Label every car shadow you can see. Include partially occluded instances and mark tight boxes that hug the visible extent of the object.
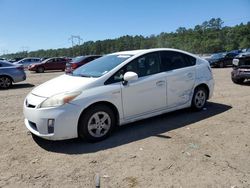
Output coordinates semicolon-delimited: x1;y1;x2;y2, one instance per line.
33;102;232;154
0;83;35;90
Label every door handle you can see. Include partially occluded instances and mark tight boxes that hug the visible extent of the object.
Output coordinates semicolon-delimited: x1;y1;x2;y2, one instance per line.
156;80;165;86
186;73;193;78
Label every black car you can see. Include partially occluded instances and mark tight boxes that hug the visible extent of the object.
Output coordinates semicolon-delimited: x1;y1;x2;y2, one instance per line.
209;51;239;68
231;54;250;84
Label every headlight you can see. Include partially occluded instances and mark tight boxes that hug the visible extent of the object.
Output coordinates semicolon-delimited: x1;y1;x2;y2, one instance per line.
39;91;81;108
232;59;239;66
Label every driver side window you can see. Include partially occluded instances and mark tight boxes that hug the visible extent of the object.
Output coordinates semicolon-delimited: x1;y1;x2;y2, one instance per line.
105;52;160;84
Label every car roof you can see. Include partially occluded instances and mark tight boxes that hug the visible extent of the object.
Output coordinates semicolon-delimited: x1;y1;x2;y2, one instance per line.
110;48;198;58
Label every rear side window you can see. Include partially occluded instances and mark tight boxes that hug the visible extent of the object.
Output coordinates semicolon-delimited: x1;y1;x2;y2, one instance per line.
0;61;14;67
160;51;196;71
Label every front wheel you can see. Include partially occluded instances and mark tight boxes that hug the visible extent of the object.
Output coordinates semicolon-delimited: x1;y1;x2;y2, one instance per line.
231;77;244;84
36;66;44;73
191;87;208;111
78;105;115;142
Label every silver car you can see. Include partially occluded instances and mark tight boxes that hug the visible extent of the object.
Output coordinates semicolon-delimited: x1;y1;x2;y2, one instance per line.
0;61;26;89
14;58;41;68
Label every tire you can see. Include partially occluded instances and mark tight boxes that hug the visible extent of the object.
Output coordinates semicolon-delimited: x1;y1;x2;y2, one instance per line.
191;86;208;111
231;77;244;84
78;105;115;142
37;66;44;73
219;62;224;68
0;76;12;89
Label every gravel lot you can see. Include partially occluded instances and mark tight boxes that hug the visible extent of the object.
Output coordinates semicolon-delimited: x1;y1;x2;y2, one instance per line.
0;69;249;188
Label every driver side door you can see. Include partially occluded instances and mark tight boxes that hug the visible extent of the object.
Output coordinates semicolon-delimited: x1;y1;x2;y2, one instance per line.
117;52;167;119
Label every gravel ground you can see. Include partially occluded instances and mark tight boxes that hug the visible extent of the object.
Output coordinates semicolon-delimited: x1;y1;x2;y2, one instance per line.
0;69;249;188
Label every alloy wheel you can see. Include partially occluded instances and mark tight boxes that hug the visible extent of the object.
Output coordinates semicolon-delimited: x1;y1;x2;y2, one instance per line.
0;77;12;88
194;90;206;108
87;111;111;138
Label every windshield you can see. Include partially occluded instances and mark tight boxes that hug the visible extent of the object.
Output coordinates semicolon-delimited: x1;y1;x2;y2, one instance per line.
211;53;225;59
72;54;132;77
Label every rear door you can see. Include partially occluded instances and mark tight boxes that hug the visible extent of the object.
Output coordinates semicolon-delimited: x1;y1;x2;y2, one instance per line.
160;51;196;108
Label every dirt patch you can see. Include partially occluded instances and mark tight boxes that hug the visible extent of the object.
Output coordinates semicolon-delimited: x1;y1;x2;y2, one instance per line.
0;69;249;187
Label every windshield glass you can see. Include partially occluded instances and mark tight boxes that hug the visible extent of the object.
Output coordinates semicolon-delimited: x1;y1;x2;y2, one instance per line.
72;54;132;77
211;53;225;59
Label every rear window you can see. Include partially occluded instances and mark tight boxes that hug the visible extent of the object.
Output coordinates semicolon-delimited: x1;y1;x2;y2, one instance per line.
0;61;14;67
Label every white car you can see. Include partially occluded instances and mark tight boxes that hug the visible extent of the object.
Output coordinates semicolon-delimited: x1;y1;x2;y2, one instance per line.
24;48;214;142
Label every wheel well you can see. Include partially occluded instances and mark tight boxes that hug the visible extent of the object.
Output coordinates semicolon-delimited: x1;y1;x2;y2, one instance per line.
78;101;120;129
0;75;13;82
195;83;209;99
37;66;44;70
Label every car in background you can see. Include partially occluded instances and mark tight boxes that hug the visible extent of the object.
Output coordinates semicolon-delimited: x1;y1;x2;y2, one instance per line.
8;57;24;63
14;58;41;68
23;48;214;142
231;54;250;84
237;48;250;57
28;57;70;73
0;61;26;89
65;55;102;74
208;51;239;68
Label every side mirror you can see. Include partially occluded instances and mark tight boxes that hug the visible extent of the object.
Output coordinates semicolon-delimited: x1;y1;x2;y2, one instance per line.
123;71;138;85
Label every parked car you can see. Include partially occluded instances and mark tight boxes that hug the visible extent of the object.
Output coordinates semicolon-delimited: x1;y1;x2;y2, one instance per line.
23;48;214;142
0;61;26;89
65;55;102;74
14;58;41;68
231;54;250;84
28;57;70;73
237;48;250;57
209;52;239;68
8;57;24;63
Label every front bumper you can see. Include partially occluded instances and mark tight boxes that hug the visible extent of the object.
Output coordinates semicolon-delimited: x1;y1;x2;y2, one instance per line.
231;69;250;79
23;95;82;140
28;66;36;71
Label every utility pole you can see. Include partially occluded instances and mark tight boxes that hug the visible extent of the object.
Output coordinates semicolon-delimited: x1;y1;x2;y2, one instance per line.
69;35;83;46
20;46;29;52
68;35;83;56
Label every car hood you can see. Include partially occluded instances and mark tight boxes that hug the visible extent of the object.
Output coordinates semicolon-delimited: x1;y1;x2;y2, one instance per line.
31;74;97;98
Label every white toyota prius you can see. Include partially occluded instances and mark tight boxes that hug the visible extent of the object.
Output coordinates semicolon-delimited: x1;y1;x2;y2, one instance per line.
24;48;214;142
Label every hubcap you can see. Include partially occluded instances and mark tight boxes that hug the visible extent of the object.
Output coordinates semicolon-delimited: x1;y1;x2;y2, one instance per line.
87;111;111;138
194;90;206;108
0;77;11;88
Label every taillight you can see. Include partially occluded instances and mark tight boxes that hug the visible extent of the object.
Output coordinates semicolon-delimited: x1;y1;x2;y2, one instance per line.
71;63;78;69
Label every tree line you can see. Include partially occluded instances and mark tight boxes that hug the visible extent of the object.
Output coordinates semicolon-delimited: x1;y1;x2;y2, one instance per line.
2;18;250;59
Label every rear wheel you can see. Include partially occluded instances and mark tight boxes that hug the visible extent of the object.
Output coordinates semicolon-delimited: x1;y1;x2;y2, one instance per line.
36;66;44;73
219;62;224;68
191;86;208;111
78;105;115;142
0;76;12;89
